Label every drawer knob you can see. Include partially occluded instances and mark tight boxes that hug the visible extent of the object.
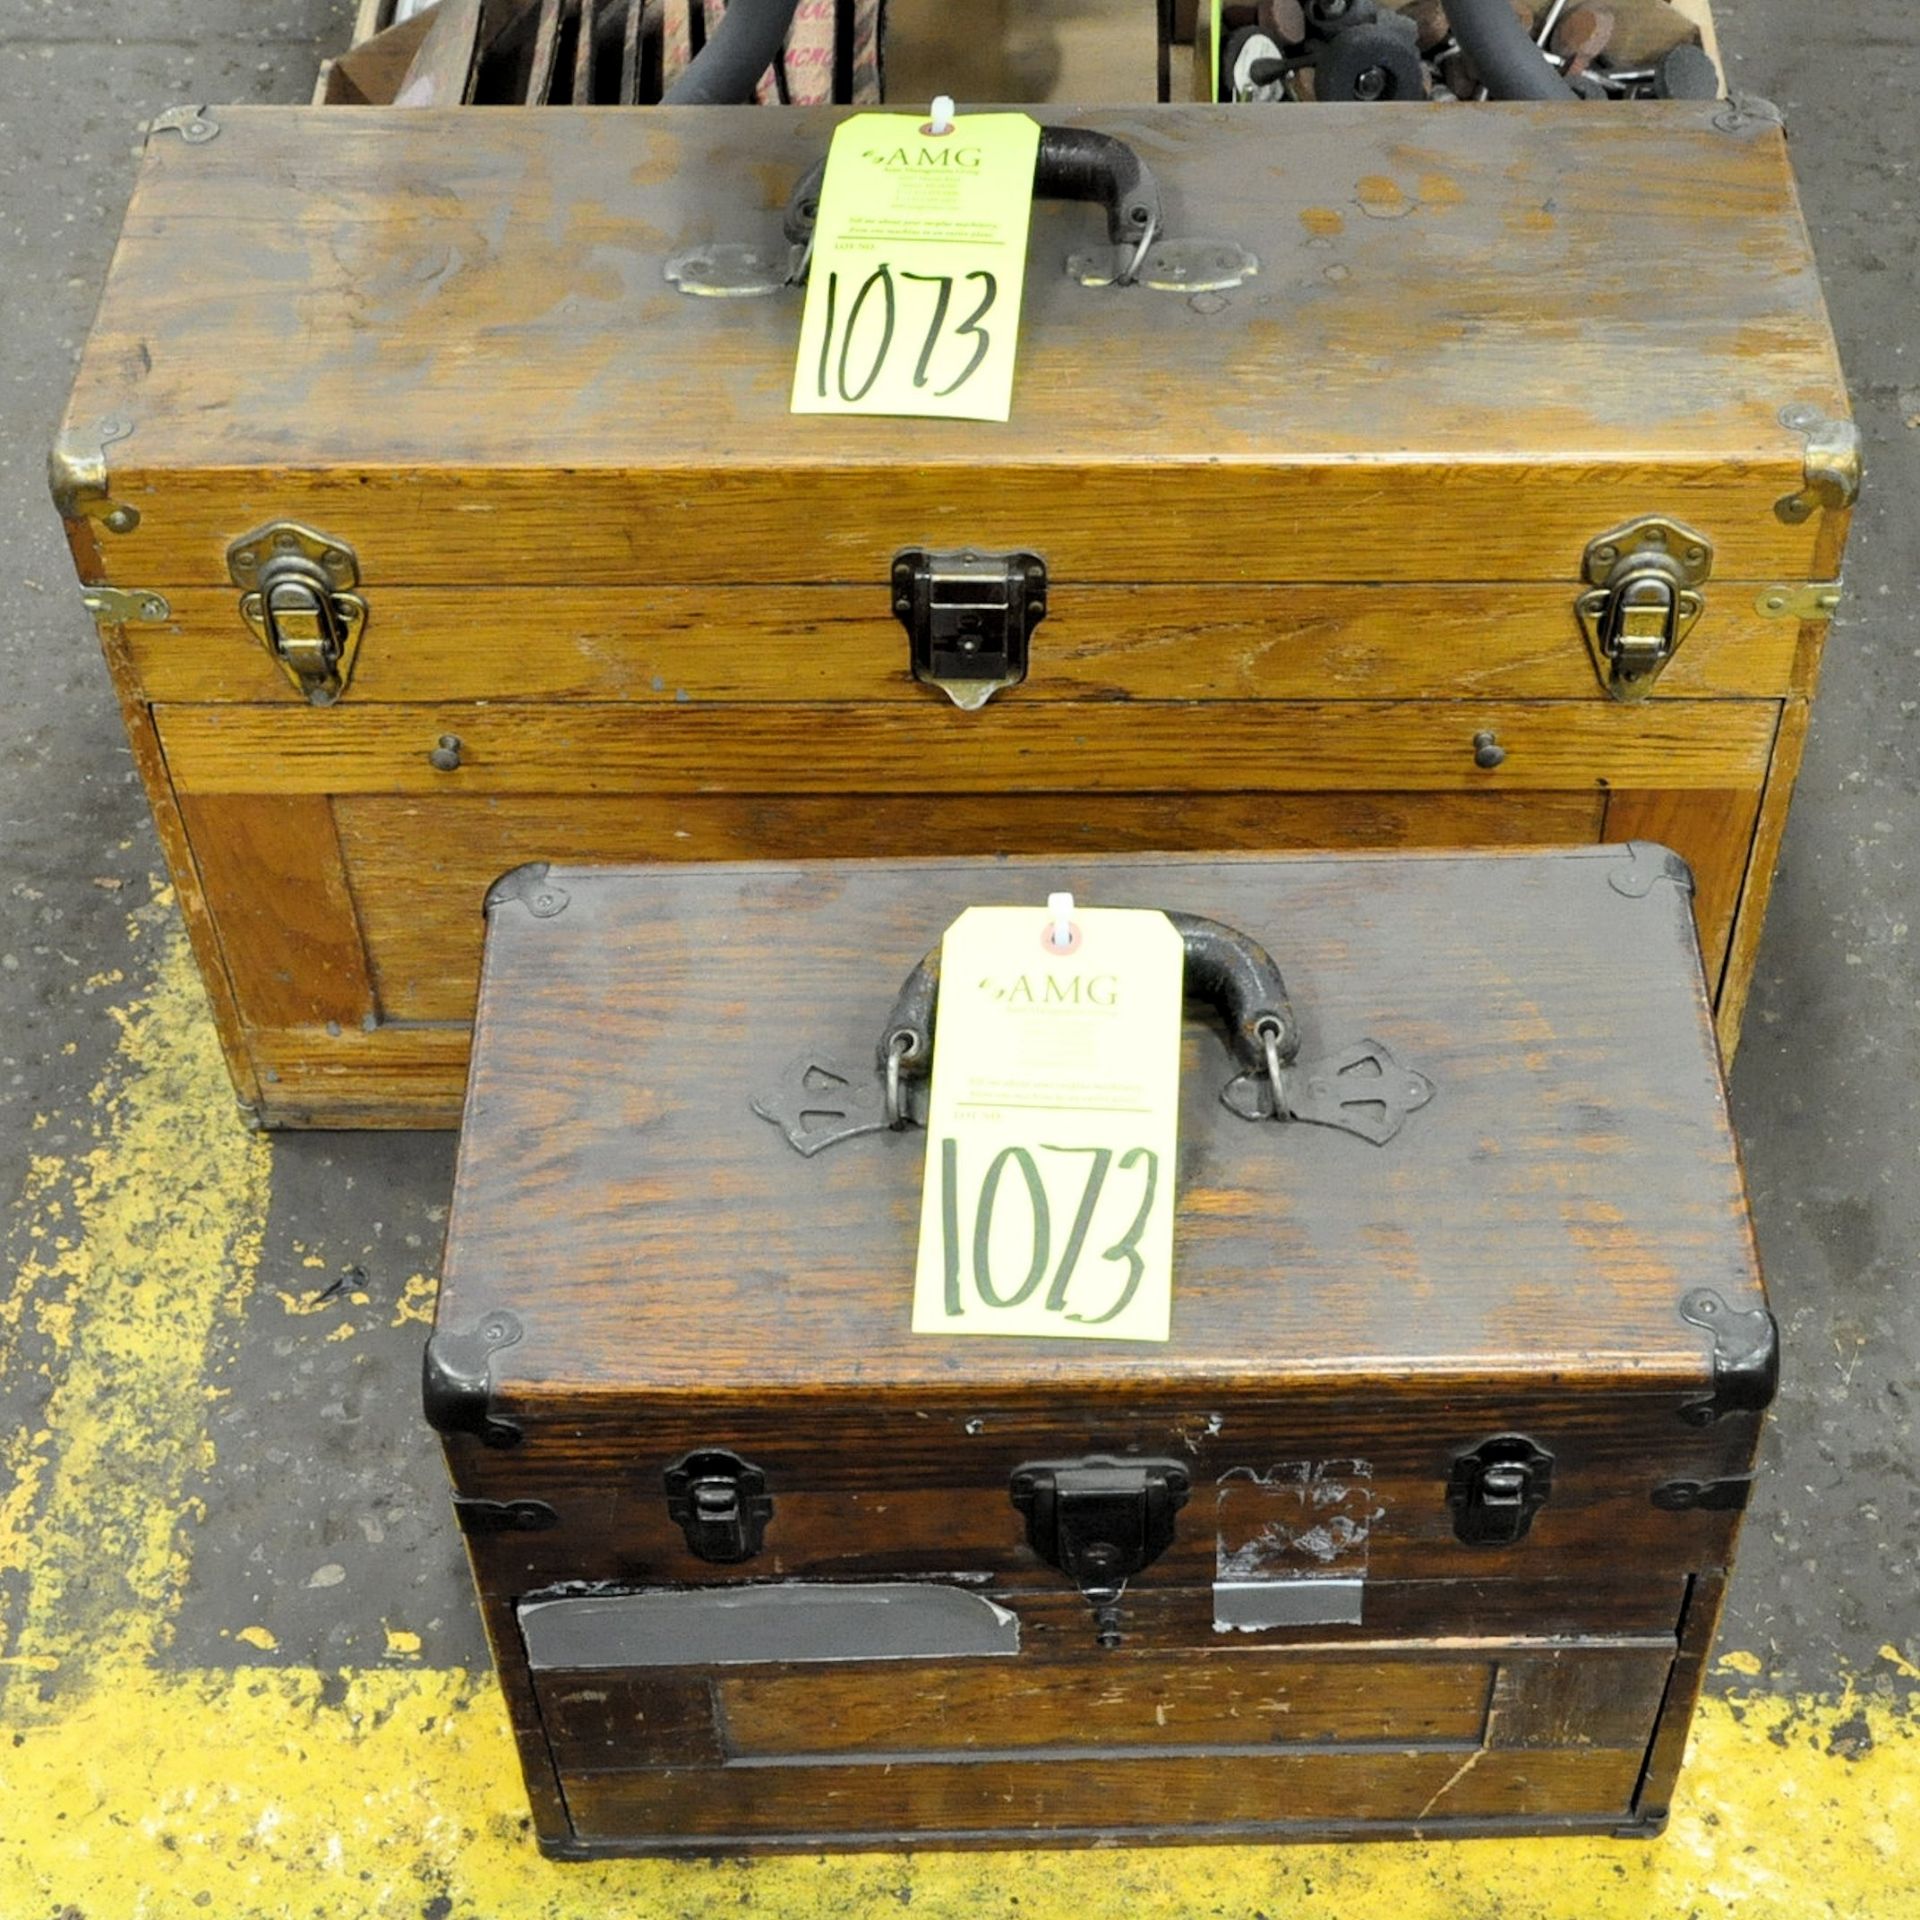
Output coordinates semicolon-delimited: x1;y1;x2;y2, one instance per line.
428;734;464;772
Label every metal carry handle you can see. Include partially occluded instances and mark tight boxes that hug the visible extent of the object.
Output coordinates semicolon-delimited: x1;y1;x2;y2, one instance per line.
751;908;1433;1155
877;911;1296;1102
783;124;1164;282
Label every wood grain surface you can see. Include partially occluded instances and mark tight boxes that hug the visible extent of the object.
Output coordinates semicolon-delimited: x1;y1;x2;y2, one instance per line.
438;849;1765;1403
153;699;1779;796
338;790;1605;1023
122;584;1807;704
62;104;1846;589
557;1743;1648;1843
529;1637;1677;1769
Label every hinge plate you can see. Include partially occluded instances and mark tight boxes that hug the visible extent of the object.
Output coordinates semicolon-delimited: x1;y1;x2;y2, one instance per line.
1756;583;1844;622
894;548;1048;710
81;587;170;628
1652;1476;1754;1513
453;1496;559;1534
1575;516;1713;702
227;521;367;705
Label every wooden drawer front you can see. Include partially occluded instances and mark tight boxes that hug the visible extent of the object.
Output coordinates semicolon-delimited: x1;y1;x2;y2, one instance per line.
334;790;1608;1024
519;1589;1674;1849
149;707;1773;1124
126;585;1809;704
560;1745;1647;1848
158;699;1777;796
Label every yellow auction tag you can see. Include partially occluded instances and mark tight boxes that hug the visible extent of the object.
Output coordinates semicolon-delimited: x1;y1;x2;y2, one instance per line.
791;109;1042;424
911;900;1184;1343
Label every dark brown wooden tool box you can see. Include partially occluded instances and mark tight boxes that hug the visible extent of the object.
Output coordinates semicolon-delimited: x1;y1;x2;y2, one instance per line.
56;99;1852;1127
426;846;1775;1855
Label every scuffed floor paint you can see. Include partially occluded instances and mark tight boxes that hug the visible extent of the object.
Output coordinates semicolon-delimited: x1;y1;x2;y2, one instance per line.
0;1672;1910;1920
1;893;1915;1918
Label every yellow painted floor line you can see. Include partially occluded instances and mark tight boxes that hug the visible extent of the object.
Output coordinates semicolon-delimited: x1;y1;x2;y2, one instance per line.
1;888;269;1686
2;890;1915;1917
0;1670;1908;1920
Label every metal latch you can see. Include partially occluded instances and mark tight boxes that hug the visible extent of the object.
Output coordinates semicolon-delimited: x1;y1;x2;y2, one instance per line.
1447;1434;1554;1546
227;521;368;705
893;548;1048;711
664;1448;772;1564
1574;516;1713;702
1010;1456;1189;1646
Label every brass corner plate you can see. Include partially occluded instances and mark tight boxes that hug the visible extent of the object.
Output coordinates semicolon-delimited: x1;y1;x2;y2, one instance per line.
1776;404;1861;525
48;416;139;532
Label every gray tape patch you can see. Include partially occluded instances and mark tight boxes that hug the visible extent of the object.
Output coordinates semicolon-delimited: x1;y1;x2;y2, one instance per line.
521;1582;1020;1671
1213;1577;1366;1630
1213;1460;1380;1632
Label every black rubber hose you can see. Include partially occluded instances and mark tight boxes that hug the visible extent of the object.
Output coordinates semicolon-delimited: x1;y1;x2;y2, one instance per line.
1444;0;1573;100
660;0;801;103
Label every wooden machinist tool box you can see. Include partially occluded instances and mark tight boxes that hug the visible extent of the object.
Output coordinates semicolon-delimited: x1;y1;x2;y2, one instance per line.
55;100;1853;1126
426;846;1776;1855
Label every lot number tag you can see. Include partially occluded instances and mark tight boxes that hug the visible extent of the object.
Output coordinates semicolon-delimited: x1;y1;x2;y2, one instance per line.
911;904;1183;1343
790;110;1041;423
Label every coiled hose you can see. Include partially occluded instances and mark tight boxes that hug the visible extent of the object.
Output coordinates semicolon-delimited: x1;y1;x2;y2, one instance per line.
660;0;802;103
1444;0;1573;100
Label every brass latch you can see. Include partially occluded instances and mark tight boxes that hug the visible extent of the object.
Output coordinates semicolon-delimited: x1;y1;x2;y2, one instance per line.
1574;516;1712;702
227;521;367;704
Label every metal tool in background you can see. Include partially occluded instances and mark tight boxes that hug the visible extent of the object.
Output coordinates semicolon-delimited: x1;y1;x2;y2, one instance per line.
1178;0;1720;106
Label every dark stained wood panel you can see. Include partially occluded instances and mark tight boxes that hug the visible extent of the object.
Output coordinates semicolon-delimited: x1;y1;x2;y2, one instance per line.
560;1744;1647;1842
438;849;1764;1405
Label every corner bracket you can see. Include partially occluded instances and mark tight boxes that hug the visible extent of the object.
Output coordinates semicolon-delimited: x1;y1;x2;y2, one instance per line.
422;1310;524;1447
485;862;570;920
1712;95;1784;135
1677;1289;1780;1425
48;417;140;533
1609;841;1696;902
145;104;219;144
1776;404;1861;524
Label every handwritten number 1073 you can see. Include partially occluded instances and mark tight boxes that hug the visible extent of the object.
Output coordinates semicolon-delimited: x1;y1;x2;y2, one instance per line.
938;1139;1159;1327
815;266;998;402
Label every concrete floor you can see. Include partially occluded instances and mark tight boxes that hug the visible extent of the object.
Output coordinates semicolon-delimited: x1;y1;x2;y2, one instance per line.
1;1;1916;1913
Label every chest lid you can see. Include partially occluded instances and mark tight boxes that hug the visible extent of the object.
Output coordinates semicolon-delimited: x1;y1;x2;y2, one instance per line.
431;847;1769;1446
61;103;1850;592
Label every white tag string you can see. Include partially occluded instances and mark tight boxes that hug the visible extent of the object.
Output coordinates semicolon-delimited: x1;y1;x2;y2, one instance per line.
1047;891;1076;952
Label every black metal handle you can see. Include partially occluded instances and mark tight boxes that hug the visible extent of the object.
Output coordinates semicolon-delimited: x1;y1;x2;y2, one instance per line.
784;124;1164;278
751;909;1434;1155
878;910;1298;1090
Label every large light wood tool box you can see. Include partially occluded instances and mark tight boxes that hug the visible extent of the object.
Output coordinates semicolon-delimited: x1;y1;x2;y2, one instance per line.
54;101;1853;1127
425;847;1775;1854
